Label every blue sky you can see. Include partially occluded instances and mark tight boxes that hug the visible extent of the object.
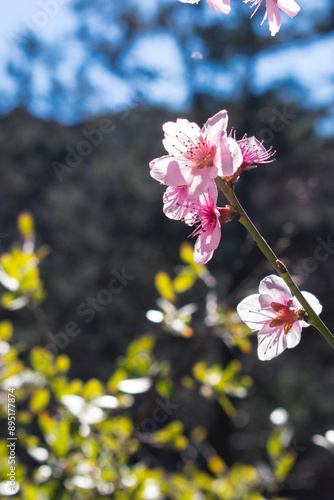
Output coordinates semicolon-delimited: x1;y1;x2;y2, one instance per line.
0;0;332;135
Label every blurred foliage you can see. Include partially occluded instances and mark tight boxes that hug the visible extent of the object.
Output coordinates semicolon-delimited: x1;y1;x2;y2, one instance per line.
0;215;311;499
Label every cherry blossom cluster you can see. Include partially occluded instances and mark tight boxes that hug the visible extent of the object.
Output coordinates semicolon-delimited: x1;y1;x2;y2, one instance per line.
149;109;274;265
179;0;301;36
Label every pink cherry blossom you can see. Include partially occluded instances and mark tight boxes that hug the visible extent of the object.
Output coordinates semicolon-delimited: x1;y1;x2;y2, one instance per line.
237;274;322;361
243;0;301;36
188;182;222;265
178;0;231;15
226;132;275;182
162;186;196;223
149;110;242;199
162;182;221;264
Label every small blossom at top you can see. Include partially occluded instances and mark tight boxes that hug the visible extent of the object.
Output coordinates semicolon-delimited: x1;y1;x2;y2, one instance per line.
178;0;231;15
237;274;322;361
243;0;301;36
226;132;275;182
149;110;242;199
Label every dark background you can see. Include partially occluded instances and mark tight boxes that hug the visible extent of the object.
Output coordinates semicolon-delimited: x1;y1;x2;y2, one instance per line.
0;1;334;497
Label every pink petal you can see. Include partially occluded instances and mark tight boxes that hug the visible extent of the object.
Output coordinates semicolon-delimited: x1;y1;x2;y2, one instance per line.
207;0;231;14
201;109;228;147
266;0;281;36
150;156;188;186
258;274;292;304
257;322;287;361
277;0;300;18
194;218;221;266
285;322;302;349
237;293;276;331
193;221;221;265
163;119;200;156
216;137;243;178
187;168;217;199
204;180;218;206
193;243;213;265
163;186;194;221
200;218;221;251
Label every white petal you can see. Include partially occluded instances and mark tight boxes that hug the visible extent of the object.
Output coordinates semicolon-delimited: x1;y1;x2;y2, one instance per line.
257;322;287;361
92;395;119;409
146;310;164;323
61;395;85;416
80;405;104;425
237;293;275;331
291;291;322;328
27;447;49;462
118;377;152;394
258;274;292;304
163;119;200;156
0;269;19;291
286;322;302;348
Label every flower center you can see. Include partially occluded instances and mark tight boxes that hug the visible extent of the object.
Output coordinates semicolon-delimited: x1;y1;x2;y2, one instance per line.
185;138;215;170
269;300;300;334
189;197;217;238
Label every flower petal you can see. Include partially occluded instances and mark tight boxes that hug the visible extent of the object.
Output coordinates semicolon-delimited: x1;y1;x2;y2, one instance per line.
150;156;188;186
277;0;300;18
193;222;221;265
163;186;195;221
201;109;228;147
187;168;217;198
266;0;281;37
237;293;275;331
258;274;292;304
163;119;200;156
286;322;302;349
257;322;287;361
291;291;323;328
217;137;243;178
207;0;231;14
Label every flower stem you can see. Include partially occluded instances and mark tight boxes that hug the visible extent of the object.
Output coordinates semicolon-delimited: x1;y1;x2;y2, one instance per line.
215;177;334;349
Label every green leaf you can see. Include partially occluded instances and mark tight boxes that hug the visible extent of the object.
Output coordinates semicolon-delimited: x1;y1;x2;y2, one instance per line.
267;430;284;460
0;320;13;341
55;354;71;373
17;211;35;239
173;269;197;293
53;419;70;458
29;388;50;414
180;242;195;265
155;271;175;302
274;451;296;482
82;378;104;399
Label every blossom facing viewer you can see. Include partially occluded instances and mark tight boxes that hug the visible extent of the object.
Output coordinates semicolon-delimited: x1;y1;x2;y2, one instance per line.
149;110;242;199
243;0;301;36
179;0;231;15
237;274;322;361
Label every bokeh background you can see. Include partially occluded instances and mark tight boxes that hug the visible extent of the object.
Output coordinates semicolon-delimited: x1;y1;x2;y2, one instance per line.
0;0;334;498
